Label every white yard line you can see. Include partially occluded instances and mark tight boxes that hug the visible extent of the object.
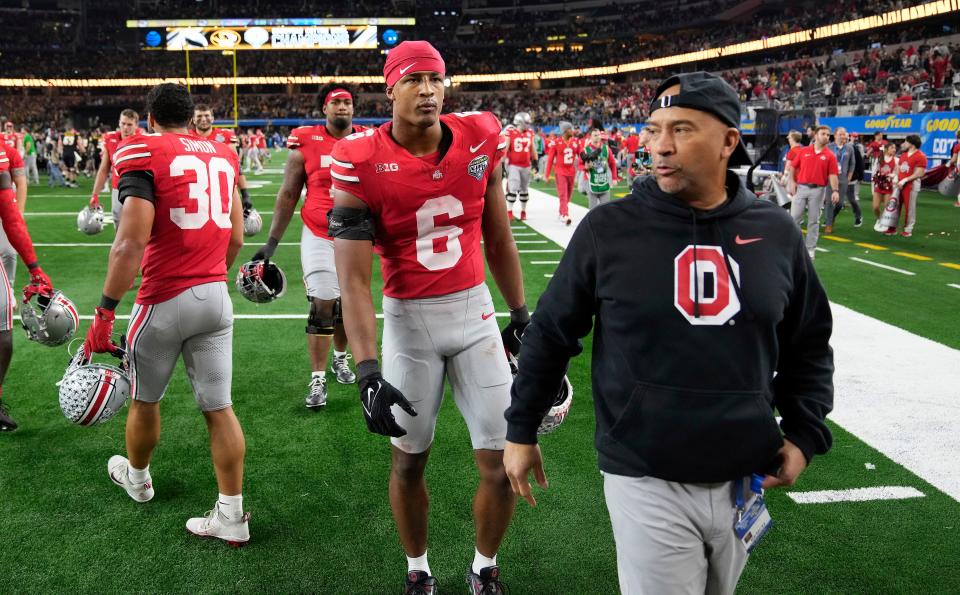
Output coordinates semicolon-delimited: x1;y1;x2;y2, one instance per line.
948;284;960;290
35;242;302;247
84;312;512;321
530;261;560;265
787;486;925;504
849;257;915;276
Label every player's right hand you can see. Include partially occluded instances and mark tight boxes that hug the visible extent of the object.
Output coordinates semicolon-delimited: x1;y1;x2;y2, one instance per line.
358;371;418;438
89;194;101;209
83;307;121;358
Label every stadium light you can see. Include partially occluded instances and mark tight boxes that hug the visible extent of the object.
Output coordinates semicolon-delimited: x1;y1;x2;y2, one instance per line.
2;1;957;88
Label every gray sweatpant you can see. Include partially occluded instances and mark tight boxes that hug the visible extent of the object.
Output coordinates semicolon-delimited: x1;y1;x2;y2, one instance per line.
127;281;234;411
588;190;611;209
24;154;40;184
0;222;18;286
603;473;749;595
790;184;827;253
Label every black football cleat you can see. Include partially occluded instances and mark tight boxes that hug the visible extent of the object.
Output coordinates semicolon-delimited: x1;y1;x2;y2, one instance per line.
0;400;17;431
466;565;508;595
403;570;438;595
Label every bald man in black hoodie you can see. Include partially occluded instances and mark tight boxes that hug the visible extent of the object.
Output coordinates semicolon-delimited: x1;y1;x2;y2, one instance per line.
504;72;834;595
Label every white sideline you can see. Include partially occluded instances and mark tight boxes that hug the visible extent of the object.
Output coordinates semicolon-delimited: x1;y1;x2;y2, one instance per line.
523;187;960;504
787;487;925;504
81;312;512;321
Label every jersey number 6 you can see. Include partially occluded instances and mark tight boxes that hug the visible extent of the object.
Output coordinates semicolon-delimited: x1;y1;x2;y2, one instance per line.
416;195;464;271
169;155;236;230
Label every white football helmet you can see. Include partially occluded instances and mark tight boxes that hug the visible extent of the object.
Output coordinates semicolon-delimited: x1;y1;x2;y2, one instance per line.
77;205;105;235
513;112;533;130
21;289;79;347
57;345;130;426
243;208;263;237
508;353;573;435
236;259;287;303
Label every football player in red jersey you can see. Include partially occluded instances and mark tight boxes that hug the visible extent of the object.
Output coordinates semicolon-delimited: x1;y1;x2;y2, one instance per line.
0;144;54;431
83;84;250;545
90;109;142;226
545;121;578;225
504;112;537;220
0;122;29;289
2;121;23;155
251;86;363;408
192;105;255;217
330;41;527;595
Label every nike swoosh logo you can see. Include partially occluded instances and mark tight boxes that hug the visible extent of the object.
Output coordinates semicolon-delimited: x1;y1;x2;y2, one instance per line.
481;312;495;320
470;140;487;153
362;387;376;417
735;235;763;245
399;62;417;75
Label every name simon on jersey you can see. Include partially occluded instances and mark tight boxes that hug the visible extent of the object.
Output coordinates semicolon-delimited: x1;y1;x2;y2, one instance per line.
179;138;217;154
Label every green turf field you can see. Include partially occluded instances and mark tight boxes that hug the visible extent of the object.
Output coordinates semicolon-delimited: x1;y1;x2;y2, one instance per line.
1;153;958;594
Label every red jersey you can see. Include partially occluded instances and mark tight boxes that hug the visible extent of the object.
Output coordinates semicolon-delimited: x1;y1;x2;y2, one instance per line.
873;155;897;193
192;127;238;150
951;141;960;168
546;136;578;178
783;145;802;170
505;128;535;167
897;149;927;191
623;135;640;153
103;130;142;189
331;111;507;299
114;133;240;305
790;145;839;186
287;124;366;239
0;146;36;266
2;132;22;153
251;133;265;149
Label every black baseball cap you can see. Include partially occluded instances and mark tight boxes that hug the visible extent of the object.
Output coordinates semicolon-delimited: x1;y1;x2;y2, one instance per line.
649;72;753;167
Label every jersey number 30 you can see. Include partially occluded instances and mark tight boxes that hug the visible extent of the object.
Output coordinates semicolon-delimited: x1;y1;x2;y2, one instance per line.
169;155;235;229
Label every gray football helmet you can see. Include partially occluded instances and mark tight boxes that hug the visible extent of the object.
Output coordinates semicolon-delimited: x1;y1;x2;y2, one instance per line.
57;344;130;426
236;259;287;303
243;208;263;237
21;289;79;347
77;205;105;235
513;112;533;130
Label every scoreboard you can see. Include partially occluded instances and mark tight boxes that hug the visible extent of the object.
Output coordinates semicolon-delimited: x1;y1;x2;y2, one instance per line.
130;18;415;51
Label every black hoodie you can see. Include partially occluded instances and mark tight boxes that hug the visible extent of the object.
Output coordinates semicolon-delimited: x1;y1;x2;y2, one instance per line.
505;172;834;482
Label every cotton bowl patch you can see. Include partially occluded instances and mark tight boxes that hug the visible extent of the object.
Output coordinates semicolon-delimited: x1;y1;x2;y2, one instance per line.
468;155;489;180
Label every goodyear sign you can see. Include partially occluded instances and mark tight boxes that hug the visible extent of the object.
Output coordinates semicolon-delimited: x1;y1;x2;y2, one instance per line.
821;111;960;160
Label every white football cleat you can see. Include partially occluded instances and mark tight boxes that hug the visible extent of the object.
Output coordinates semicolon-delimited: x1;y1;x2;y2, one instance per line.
186;501;251;548
107;455;154;503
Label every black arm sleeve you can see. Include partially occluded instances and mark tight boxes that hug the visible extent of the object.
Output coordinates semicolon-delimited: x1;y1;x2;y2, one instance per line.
504;216;599;444
772;237;835;462
117;170;156;205
327;206;375;242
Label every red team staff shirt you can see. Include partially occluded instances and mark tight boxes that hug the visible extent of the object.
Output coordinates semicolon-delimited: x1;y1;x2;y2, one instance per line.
287;124;366;239
331;111;507;299
505;128;535;167
546;136;579;178
114;133;240;305
790;145;839;186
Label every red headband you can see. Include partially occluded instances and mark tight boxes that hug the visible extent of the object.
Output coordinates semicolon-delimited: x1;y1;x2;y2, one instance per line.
383;40;445;87
324;88;352;106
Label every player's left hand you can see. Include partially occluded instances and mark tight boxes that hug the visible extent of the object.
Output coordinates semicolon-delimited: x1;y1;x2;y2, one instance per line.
831;191;840;204
83;307;122;358
501;310;530;358
761;439;807;489
89;194;101;209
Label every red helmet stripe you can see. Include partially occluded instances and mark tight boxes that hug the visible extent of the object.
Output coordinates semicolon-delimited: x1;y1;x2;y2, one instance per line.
79;372;113;426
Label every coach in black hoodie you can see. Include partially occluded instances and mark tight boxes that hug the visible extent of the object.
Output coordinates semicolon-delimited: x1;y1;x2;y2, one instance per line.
504;72;834;594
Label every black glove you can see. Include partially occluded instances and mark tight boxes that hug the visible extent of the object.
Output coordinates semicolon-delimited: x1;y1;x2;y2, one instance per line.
500;305;530;358
251;237;279;262
357;360;417;438
240;188;253;215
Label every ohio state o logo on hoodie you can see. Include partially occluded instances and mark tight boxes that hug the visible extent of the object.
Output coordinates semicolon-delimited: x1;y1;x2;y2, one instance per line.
673;245;741;325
